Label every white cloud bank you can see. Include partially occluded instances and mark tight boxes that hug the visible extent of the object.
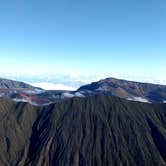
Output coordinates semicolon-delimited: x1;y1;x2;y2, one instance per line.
61;92;85;98
127;97;150;103
1;72;166;91
30;82;76;91
13;98;52;106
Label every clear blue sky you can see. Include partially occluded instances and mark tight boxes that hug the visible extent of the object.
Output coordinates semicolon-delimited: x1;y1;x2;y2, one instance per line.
0;0;166;80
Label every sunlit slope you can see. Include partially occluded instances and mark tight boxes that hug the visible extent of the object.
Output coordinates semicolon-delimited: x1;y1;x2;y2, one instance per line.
0;78;34;89
78;77;166;103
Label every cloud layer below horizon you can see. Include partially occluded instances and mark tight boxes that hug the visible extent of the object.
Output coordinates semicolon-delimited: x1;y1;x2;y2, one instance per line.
0;72;166;90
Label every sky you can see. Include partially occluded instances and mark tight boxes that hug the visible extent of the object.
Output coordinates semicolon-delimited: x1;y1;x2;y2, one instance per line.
0;0;166;88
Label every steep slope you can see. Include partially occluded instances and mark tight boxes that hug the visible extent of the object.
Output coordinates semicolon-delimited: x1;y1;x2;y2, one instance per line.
0;95;166;166
0;98;40;166
25;95;166;166
78;77;166;103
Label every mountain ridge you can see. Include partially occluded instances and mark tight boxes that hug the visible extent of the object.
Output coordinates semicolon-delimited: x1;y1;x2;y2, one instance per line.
0;76;166;105
78;77;166;103
0;95;166;166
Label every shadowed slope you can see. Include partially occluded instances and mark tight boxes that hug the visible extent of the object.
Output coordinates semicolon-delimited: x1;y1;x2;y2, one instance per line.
0;96;166;166
0;98;40;166
25;95;166;166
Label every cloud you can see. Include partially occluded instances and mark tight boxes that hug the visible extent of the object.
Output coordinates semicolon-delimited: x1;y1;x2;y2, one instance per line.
74;92;85;97
29;82;76;91
1;72;166;91
61;92;75;98
23;89;45;94
61;92;84;99
127;97;150;103
13;98;52;106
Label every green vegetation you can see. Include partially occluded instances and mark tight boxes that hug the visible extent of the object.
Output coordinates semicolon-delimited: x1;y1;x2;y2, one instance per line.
0;95;166;166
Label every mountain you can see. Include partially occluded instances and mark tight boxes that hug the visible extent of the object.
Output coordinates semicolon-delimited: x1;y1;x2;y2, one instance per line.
0;78;82;105
0;95;166;166
0;78;47;105
0;77;166;105
0;78;34;89
1;77;166;105
78;77;166;103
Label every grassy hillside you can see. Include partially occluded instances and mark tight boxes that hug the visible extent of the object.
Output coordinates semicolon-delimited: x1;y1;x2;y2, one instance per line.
0;96;166;166
0;98;40;166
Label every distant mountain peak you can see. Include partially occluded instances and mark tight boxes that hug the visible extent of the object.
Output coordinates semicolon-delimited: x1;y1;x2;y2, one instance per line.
78;77;166;103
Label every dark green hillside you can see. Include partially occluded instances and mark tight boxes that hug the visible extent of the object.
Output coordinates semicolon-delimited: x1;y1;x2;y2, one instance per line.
26;96;166;166
0;98;39;166
0;96;166;166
